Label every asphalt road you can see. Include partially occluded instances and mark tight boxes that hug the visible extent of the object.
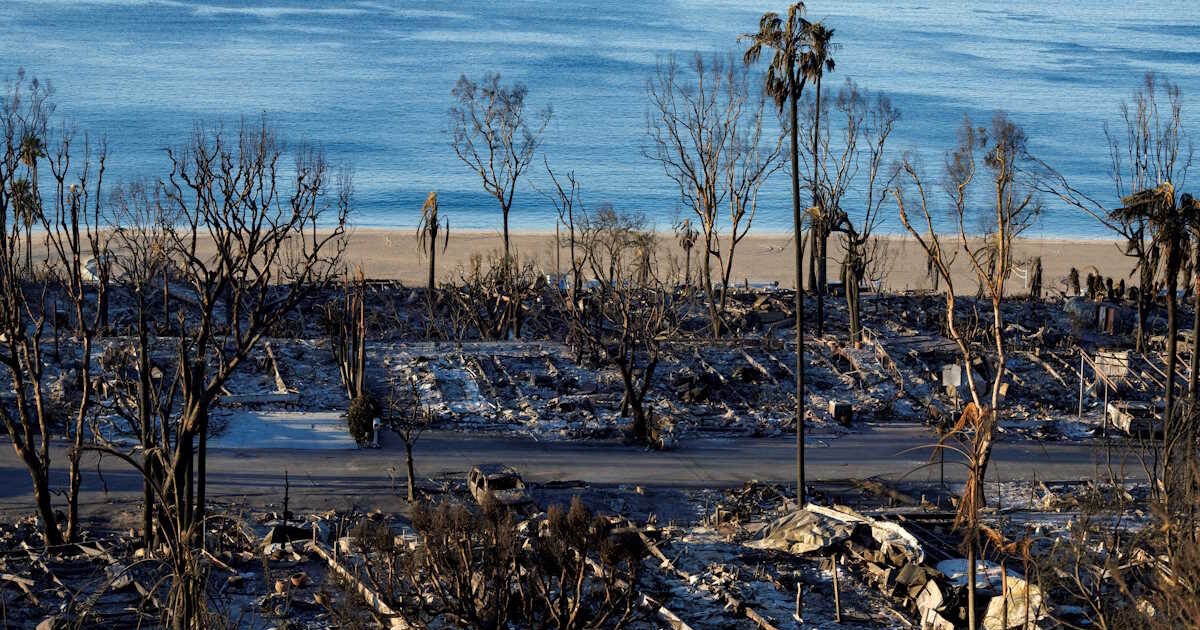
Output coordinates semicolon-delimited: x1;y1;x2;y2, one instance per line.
0;422;1135;519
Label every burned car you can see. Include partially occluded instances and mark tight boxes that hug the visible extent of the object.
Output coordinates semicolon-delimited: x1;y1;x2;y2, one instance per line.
468;463;535;513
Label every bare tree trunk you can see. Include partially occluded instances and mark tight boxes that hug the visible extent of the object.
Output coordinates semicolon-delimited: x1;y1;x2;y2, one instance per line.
702;233;721;338
65;334;93;542
427;238;437;325
816;229;827;336
568;221;579;308
184;445;193;529
990;297;1005;410
502;208;511;266
405;442;416;502
22;454;63;546
620;364;649;443
502;208;521;341
137;299;155;550
173;423;195;534
1164;247;1180;502
807;231;817;292
195;402;209;526
844;258;862;347
99;263;109;332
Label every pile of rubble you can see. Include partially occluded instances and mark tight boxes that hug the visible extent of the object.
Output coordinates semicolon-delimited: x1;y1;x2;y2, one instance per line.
748;504;1045;629
0;506;402;629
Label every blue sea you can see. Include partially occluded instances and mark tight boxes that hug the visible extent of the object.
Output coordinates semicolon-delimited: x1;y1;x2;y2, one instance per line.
2;1;1197;237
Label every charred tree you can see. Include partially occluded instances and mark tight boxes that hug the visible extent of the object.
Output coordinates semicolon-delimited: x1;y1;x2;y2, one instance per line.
645;52;782;338
450;72;550;339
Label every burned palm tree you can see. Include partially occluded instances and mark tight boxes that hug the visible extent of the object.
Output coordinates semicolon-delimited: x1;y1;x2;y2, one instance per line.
9;177;35;272
17;133;44;272
1039;73;1189;353
742;1;813;504
674;217;698;287
1115;183;1197;501
416;191;448;333
801;20;837;336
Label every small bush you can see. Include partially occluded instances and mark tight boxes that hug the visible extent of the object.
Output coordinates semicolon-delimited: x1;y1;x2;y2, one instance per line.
409;497;522;629
346;394;379;445
334;495;644;629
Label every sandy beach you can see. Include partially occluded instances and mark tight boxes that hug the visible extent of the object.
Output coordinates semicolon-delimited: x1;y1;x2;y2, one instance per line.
343;227;1131;295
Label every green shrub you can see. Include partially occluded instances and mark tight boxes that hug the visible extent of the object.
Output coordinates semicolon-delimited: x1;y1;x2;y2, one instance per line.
346;394;379;446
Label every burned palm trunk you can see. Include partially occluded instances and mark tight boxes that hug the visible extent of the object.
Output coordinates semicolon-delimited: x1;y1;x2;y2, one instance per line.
807;230;817;293
792;80;808;506
1137;262;1153;353
841;231;873;348
427;241;438;330
810;67;829;338
1030;256;1043;300
417;191;448;336
1189;253;1200;469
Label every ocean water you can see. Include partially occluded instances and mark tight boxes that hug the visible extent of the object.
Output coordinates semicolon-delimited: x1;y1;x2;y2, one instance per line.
2;0;1197;237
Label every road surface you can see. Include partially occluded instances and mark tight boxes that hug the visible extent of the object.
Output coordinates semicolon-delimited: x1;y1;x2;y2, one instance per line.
0;422;1135;519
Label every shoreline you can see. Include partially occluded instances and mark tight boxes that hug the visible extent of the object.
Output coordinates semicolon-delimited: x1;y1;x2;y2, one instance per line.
340;228;1130;293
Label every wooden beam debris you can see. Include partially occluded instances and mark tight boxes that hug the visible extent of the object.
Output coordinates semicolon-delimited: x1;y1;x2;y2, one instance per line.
308;540;413;629
264;341;292;395
583;555;695;630
630;522;780;630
